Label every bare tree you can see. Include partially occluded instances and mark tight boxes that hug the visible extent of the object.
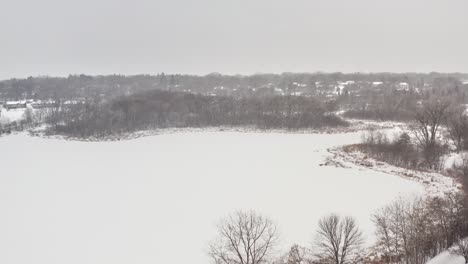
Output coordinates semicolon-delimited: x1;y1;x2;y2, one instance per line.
410;99;450;169
372;205;404;264
313;214;364;264
447;107;468;152
455;153;468;221
45;95;64;130
450;239;468;264
208;210;279;264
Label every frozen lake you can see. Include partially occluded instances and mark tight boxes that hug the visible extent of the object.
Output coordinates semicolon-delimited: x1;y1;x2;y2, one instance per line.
0;132;424;264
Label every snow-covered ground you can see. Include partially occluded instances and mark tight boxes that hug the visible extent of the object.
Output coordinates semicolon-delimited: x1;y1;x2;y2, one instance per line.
0;107;27;124
427;250;464;264
0;132;425;264
326;146;460;197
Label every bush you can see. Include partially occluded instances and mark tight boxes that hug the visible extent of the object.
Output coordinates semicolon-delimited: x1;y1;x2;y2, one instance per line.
355;131;421;169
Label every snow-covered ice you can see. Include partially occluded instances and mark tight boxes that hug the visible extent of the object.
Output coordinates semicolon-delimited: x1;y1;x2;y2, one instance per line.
0;132;425;264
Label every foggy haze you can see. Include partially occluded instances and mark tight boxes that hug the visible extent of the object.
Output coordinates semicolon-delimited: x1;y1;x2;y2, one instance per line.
1;0;467;79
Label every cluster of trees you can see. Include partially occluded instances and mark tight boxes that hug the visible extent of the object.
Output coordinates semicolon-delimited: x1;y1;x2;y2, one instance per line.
341;90;418;121
372;194;468;264
447;106;468;152
341;76;467;122
337;98;468;263
208;194;468;264
351;98;468;171
46;90;348;138
354;131;419;169
410;99;452;169
208;210;364;264
1;72;466;102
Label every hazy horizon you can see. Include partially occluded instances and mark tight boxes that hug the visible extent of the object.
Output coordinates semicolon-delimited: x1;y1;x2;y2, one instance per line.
3;70;468;82
1;0;467;80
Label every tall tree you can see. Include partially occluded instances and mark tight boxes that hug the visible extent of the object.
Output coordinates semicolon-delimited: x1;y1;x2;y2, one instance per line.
208;210;279;264
313;214;364;264
410;98;450;168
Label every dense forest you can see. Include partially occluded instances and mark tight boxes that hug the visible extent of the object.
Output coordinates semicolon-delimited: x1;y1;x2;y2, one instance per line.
45;90;346;137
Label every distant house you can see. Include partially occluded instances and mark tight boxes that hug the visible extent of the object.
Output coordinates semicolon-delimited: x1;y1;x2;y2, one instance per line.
5;101;27;110
342;81;355;85
398;82;410;91
31;100;56;109
372;82;383;87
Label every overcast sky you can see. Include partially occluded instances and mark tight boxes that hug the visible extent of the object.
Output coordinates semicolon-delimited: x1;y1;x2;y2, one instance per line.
1;0;467;80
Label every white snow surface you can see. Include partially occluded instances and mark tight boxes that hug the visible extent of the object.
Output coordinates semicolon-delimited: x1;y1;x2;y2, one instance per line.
0;132;425;264
0;108;26;123
427;251;464;264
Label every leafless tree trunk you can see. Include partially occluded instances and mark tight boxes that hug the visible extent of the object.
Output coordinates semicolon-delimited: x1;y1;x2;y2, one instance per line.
409;99;450;169
313;214;364;264
455;154;468;223
208;210;279;264
447;107;468;152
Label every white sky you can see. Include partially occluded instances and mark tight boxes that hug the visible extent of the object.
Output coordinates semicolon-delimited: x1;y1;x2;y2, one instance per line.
1;0;467;79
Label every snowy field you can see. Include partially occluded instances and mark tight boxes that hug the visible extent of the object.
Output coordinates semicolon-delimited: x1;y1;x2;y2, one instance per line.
0;132;424;264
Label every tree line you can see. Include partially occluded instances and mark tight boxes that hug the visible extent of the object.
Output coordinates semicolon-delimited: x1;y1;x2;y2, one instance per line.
371;194;468;264
45;90;347;138
1;72;466;102
340;76;467;122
